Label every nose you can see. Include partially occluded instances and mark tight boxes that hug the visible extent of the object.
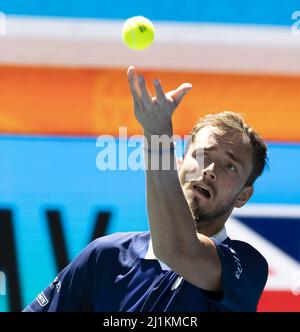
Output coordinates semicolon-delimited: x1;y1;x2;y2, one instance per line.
201;163;217;181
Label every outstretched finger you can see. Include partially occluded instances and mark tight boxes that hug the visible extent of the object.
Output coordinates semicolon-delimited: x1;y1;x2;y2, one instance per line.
154;79;167;104
127;66;142;106
137;75;153;109
167;82;193;107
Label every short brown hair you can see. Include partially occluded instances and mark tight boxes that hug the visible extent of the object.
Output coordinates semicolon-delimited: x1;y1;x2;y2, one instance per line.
189;111;268;186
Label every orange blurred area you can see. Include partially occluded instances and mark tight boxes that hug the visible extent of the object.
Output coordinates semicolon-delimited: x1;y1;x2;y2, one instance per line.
0;65;300;141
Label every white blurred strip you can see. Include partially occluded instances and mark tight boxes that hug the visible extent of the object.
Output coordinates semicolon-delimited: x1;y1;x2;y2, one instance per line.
233;204;300;218
0;16;300;75
0;12;6;36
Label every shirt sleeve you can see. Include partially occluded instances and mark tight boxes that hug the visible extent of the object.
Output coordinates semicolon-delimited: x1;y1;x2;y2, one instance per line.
22;240;99;312
204;239;269;312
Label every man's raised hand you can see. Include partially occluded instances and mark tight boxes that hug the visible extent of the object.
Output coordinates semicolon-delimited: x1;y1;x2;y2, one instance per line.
127;65;192;137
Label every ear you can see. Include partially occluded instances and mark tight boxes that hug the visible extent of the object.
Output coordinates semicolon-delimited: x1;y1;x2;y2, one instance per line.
234;186;254;208
177;157;183;170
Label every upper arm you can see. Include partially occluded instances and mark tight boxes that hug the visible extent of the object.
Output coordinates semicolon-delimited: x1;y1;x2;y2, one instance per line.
155;238;269;311
23;240;100;312
214;241;269;311
23;263;89;312
155;234;222;292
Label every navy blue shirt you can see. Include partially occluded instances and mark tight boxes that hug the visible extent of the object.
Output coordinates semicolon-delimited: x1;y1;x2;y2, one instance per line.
23;231;268;312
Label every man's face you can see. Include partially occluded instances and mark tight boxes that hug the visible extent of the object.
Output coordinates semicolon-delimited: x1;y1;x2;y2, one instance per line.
178;125;253;225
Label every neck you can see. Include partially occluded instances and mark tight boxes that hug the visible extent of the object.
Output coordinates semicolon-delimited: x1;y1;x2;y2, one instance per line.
196;222;223;237
195;210;231;237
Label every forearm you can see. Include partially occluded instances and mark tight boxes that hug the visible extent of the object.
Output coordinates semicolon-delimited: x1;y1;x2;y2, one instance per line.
144;138;198;259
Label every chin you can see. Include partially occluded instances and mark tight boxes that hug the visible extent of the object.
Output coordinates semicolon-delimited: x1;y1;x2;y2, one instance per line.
189;198;208;219
184;187;213;218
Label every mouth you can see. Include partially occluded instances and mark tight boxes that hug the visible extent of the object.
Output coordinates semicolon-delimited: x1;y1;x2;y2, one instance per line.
192;184;212;199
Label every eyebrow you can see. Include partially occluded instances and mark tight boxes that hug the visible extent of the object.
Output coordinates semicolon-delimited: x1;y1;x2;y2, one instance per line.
194;146;245;169
225;150;245;169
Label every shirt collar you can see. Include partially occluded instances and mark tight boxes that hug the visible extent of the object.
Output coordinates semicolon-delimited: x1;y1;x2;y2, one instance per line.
144;227;228;271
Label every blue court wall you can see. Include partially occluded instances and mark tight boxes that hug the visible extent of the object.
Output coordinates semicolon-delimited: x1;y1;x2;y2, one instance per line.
0;0;298;25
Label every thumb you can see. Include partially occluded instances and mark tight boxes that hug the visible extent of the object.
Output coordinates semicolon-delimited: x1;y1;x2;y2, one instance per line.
168;83;193;107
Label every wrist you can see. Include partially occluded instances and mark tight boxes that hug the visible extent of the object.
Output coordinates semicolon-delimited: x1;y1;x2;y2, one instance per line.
143;131;174;142
143;136;176;154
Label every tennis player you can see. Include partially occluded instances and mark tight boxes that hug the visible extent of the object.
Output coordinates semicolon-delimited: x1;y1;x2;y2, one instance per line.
23;66;268;312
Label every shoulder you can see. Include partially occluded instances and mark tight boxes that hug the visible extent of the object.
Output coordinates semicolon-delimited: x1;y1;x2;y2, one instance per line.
225;239;268;268
220;238;269;283
73;231;150;268
89;231;150;253
213;238;269;311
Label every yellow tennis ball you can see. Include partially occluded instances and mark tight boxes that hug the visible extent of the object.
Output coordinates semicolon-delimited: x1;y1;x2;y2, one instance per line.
122;16;155;51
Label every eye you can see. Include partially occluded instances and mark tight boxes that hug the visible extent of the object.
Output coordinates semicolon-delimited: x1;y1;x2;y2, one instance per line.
227;163;237;172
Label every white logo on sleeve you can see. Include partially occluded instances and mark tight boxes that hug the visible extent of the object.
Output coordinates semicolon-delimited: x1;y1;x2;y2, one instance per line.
36;292;49;307
224;245;243;279
233;256;243;279
227;246;243;279
49;277;62;293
